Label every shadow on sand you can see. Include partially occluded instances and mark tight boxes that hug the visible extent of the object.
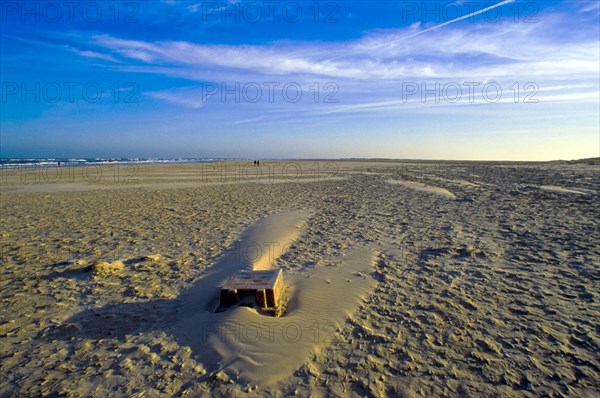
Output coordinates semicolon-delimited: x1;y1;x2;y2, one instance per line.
40;210;313;383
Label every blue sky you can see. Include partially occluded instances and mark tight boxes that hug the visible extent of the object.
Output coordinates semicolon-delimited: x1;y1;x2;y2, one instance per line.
1;0;599;160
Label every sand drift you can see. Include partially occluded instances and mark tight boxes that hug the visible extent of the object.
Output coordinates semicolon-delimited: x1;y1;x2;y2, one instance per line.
175;210;378;385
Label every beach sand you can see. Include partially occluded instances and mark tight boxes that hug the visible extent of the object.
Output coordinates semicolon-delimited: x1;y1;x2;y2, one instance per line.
1;160;599;397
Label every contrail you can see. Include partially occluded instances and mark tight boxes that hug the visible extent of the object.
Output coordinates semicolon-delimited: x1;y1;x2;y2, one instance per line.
402;0;517;39
326;0;516;61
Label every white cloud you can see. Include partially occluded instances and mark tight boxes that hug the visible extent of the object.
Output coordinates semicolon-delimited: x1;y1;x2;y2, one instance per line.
146;87;208;109
233;116;266;125
72;2;599;114
187;3;201;13
580;1;600;13
70;48;120;63
88;13;597;82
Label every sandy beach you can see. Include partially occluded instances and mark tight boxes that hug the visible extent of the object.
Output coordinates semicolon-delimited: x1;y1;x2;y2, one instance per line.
1;159;599;397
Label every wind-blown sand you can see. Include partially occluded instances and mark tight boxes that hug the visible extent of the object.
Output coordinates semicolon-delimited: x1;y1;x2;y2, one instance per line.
174;209;377;386
386;179;457;199
540;185;591;195
1;160;599;397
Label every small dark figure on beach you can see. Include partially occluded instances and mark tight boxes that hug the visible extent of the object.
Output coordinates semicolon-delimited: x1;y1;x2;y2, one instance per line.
257;160;260;166
58;161;61;166
253;160;256;166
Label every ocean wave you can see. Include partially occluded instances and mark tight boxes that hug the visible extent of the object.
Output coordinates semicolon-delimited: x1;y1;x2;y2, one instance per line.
0;158;222;168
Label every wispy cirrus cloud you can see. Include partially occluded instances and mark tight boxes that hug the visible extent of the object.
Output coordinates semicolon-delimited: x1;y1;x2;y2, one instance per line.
3;0;598;160
73;5;598;115
67;47;120;63
83;12;596;84
232;116;267;125
579;0;600;13
146;87;208;109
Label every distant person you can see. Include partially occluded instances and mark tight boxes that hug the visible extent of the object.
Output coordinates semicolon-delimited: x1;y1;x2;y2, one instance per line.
257;160;260;166
253;160;256;166
58;161;61;166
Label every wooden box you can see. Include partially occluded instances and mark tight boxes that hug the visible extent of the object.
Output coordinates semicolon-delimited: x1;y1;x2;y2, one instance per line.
218;269;286;316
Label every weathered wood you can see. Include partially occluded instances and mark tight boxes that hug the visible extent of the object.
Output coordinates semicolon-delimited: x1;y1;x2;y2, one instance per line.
218;269;286;316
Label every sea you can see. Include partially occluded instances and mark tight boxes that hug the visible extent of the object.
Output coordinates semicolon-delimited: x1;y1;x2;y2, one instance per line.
0;158;223;169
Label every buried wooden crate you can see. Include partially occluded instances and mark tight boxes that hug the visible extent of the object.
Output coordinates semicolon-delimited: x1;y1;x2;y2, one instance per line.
218;269;286;316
